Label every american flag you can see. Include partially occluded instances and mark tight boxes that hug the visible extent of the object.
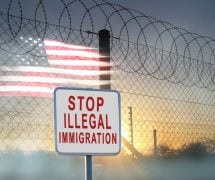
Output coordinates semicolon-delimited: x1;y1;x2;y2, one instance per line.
0;37;111;97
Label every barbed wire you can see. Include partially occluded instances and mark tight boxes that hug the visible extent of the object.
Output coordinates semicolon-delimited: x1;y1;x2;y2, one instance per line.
1;0;215;89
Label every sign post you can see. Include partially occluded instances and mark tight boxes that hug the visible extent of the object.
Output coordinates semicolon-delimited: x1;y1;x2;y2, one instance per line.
54;87;121;179
85;155;92;180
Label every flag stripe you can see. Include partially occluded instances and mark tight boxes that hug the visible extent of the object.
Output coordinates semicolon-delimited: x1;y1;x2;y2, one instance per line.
44;39;94;50
46;50;104;58
1;81;59;88
0;76;111;85
45;46;97;52
48;60;111;66
0;66;111;76
47;55;99;61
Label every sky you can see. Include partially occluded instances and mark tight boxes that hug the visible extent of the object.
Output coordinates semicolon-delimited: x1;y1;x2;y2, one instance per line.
107;0;215;38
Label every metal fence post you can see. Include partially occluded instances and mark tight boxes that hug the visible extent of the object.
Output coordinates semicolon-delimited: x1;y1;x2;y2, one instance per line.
99;29;111;89
128;106;134;159
153;129;157;157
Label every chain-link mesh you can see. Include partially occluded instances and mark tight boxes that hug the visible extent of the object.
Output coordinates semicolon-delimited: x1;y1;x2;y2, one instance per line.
0;0;215;156
112;39;215;155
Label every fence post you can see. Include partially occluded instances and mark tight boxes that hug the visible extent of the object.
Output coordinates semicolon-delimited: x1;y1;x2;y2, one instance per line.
99;29;111;89
128;106;134;159
153;129;157;157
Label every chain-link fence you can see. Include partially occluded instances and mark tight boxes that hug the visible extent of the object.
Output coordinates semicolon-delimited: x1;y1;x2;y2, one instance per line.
0;0;215;157
112;38;215;156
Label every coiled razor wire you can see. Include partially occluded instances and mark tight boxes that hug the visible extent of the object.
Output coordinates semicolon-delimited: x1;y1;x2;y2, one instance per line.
1;0;215;90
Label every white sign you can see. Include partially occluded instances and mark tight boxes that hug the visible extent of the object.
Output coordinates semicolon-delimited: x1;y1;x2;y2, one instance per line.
54;87;121;155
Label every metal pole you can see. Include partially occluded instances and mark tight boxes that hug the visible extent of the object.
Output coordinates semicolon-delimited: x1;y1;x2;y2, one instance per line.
85;155;92;180
153;129;157;157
